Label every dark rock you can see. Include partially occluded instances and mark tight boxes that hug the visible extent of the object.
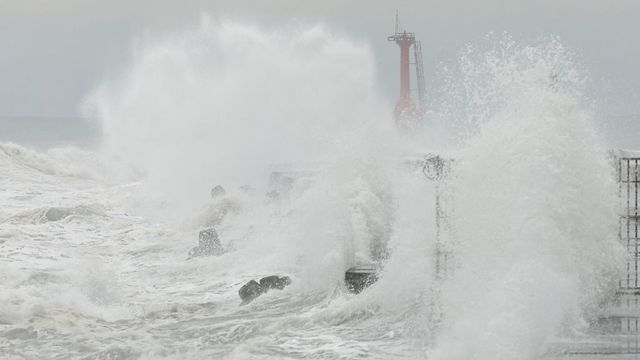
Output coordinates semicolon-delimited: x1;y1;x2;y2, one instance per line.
210;185;226;199
345;264;378;294
239;280;264;304
199;228;222;254
44;208;70;222
259;275;292;290
188;228;223;258
239;275;292;304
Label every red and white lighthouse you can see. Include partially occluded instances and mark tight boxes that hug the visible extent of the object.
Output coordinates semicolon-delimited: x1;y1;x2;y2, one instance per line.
388;15;425;127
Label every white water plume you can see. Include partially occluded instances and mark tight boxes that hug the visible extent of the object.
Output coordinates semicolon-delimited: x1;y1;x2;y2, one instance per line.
86;18;406;292
88;17;395;211
429;35;625;360
74;19;627;358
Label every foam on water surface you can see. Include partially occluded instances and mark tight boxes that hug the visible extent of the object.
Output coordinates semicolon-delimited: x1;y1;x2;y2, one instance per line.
0;21;627;359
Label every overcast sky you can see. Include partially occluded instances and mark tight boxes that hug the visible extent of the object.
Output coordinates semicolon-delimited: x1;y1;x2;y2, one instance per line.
1;0;639;119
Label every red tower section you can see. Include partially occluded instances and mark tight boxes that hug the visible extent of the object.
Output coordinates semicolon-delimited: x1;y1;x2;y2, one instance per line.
388;16;424;127
388;30;416;125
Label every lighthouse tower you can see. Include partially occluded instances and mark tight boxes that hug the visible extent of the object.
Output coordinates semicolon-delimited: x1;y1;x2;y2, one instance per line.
388;14;425;127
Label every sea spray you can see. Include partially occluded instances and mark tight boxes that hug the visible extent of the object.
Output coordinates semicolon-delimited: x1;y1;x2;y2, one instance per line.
1;17;629;358
85;19;624;357
429;35;624;359
87;17;392;213
87;17;405;289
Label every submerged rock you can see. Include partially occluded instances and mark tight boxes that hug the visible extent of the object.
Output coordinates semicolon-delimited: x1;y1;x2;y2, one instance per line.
239;275;292;304
188;228;223;258
39;205;103;223
210;185;226;199
44;208;70;222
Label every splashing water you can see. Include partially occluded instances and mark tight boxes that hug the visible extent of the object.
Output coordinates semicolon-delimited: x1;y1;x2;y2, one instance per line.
0;20;625;359
429;35;624;360
87;15;407;290
88;18;395;211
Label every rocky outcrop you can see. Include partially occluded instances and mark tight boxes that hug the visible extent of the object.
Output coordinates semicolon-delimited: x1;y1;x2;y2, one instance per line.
210;185;226;199
188;228;223;258
239;280;263;304
259;275;291;290
239;275;292;304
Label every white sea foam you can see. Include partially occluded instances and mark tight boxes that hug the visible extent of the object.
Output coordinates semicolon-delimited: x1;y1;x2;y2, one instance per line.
0;21;625;360
428;35;624;360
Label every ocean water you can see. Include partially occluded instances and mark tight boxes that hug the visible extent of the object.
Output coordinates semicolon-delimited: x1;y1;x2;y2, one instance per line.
0;117;100;150
0;21;626;359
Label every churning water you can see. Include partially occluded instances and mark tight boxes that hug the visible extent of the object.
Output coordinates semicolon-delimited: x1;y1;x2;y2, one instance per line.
0;20;625;359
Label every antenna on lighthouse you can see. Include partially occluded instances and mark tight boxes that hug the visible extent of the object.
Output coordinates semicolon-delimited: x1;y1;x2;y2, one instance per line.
395;10;399;33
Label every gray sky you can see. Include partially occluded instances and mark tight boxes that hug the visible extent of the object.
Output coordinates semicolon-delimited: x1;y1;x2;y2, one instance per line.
1;0;640;118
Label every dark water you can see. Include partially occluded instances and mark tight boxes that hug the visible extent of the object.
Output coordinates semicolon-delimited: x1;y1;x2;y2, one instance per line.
0;116;100;149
